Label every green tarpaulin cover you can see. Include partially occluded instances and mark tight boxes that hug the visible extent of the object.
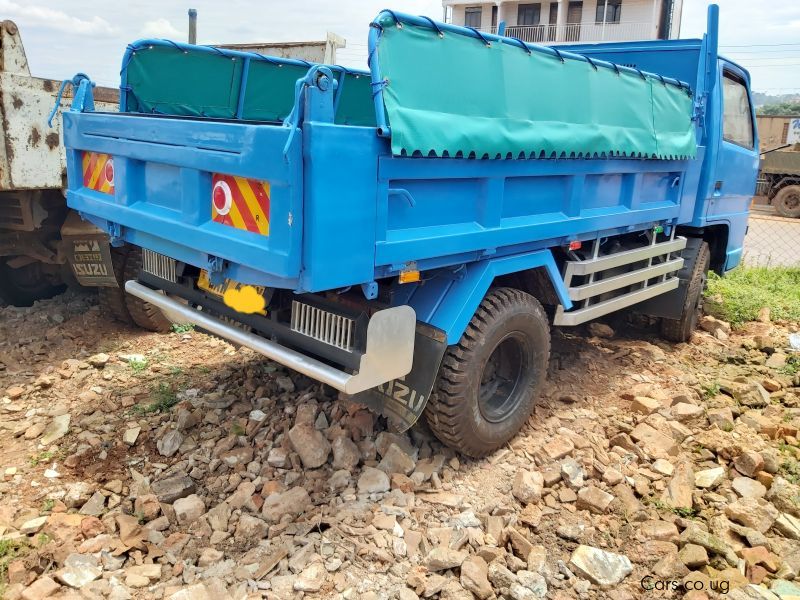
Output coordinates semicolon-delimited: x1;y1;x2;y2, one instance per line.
373;13;696;160
123;44;375;127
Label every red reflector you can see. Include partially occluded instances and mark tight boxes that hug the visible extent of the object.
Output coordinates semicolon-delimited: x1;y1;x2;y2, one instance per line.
212;180;232;215
569;241;582;250
104;159;114;186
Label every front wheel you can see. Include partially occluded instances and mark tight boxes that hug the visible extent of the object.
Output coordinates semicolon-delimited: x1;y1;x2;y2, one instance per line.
660;241;710;342
774;185;800;219
424;288;550;458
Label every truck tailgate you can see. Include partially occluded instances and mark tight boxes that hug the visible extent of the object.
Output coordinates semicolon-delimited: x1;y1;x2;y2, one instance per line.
63;112;302;287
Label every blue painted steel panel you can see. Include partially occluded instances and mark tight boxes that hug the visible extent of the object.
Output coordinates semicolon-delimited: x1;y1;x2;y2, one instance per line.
300;122;383;291
375;155;688;268
701;60;759;271
64;111;304;286
402;251;570;345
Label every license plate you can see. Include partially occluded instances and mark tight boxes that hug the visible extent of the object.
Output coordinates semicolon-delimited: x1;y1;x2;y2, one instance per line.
197;270;267;315
197;270;226;298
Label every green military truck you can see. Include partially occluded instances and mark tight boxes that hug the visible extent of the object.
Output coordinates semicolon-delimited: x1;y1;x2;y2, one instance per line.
761;136;800;219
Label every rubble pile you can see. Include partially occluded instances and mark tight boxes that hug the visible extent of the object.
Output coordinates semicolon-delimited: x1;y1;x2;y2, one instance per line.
1;295;799;599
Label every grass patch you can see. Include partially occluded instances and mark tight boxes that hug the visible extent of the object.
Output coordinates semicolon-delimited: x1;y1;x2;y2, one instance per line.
29;450;54;467
129;358;149;374
701;381;721;400
648;498;698;518
0;538;28;590
781;459;800;485
705;267;800;327
131;382;179;415
780;355;800;377
171;323;195;334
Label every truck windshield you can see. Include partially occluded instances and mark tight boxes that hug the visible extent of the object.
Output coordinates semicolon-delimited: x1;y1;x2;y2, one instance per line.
722;71;754;150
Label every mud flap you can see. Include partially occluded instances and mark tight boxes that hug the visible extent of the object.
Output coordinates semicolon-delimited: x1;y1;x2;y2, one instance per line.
60;211;118;287
350;324;448;433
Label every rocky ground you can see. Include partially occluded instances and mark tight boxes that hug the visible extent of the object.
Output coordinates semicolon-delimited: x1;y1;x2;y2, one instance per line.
0;291;799;600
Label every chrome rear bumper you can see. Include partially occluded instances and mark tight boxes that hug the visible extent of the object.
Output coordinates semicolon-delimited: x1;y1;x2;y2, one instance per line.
125;281;416;394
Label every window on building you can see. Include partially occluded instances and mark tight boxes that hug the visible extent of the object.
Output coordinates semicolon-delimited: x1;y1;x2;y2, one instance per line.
547;3;558;40
549;3;558;24
518;4;542;26
567;1;583;25
722;72;754;150
595;0;622;24
492;6;498;28
464;6;482;28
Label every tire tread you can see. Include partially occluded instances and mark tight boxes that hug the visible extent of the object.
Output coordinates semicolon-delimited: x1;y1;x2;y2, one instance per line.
123;249;172;333
98;247;134;324
660;241;710;342
424;287;550;457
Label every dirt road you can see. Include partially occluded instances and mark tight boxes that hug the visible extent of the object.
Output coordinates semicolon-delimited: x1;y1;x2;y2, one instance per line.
1;292;799;599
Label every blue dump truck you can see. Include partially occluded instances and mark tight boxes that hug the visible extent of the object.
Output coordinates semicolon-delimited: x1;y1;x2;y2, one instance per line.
61;6;757;457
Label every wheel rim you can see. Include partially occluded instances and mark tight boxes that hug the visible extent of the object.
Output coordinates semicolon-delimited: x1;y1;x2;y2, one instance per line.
478;333;527;423
781;192;800;211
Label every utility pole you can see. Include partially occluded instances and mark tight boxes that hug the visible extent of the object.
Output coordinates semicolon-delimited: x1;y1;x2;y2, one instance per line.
188;9;197;44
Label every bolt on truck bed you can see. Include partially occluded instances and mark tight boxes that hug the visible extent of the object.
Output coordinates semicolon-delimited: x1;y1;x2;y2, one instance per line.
63;6;758;456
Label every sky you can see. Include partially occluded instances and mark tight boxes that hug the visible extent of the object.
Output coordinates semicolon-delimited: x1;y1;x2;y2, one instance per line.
3;0;800;96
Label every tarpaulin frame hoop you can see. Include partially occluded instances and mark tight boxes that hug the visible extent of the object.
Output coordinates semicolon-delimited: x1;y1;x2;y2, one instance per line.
467;27;492;47
369;10;691;91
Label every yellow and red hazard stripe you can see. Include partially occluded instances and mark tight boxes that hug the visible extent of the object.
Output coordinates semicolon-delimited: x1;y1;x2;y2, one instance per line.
82;152;115;195
211;174;270;236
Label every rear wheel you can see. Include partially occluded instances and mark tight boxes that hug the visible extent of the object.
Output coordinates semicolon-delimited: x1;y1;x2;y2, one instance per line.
424;288;550;458
0;260;65;306
660;241;710;342
774;185;800;219
123;248;172;332
97;246;134;324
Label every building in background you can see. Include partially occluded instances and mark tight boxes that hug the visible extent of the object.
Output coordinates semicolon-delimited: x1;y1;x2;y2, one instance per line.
442;0;683;44
218;33;346;65
757;115;800;153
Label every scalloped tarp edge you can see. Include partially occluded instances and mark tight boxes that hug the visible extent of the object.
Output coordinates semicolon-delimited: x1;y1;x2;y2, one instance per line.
374;14;697;160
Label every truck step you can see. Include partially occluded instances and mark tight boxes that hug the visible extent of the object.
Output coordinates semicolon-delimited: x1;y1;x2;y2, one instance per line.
553;235;687;327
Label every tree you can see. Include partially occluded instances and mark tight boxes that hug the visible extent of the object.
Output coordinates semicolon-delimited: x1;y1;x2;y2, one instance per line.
757;102;800;116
